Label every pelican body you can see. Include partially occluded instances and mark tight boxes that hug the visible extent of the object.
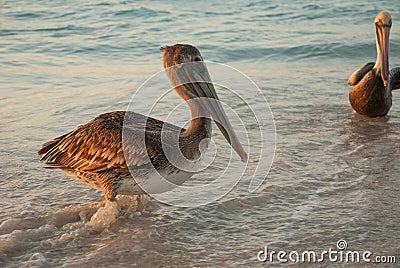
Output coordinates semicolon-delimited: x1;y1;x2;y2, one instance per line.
348;11;400;117
38;44;247;201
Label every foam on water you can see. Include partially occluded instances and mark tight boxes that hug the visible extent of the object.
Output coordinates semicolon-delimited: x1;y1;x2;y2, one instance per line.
87;201;121;232
0;195;151;266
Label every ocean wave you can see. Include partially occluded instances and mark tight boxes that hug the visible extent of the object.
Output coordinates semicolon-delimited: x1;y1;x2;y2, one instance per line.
0;25;94;36
112;7;170;18
203;40;395;63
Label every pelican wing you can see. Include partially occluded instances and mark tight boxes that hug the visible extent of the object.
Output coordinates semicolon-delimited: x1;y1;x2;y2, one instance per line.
348;62;375;86
390;67;400;90
38;111;182;172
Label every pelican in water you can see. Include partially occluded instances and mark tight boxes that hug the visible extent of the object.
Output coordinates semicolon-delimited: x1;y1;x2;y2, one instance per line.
348;11;400;117
38;44;247;201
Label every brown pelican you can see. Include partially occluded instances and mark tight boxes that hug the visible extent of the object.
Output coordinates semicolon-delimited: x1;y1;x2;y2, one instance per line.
38;44;247;201
348;11;400;117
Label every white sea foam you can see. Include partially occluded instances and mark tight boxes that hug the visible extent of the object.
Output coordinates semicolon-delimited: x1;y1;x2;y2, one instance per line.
88;201;121;232
0;196;148;259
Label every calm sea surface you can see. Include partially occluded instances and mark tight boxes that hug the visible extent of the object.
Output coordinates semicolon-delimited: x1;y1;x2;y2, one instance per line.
1;0;400;267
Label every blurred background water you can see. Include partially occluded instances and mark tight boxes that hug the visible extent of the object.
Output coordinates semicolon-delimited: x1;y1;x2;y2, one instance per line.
1;0;400;267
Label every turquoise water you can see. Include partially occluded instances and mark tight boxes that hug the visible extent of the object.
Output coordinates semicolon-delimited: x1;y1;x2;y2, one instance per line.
1;0;400;267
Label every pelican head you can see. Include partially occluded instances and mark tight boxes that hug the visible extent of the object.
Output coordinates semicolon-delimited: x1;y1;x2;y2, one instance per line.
374;11;392;86
160;44;248;162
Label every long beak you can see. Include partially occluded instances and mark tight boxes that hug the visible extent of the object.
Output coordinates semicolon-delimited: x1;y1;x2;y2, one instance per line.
177;62;248;162
376;24;390;86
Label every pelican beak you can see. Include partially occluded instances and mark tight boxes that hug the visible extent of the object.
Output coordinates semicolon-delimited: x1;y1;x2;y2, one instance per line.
177;62;248;162
376;23;390;86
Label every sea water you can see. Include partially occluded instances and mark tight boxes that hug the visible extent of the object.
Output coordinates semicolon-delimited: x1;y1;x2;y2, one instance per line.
1;0;400;266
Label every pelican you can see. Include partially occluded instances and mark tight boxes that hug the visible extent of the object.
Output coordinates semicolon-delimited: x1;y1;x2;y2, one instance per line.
38;44;247;201
348;11;400;117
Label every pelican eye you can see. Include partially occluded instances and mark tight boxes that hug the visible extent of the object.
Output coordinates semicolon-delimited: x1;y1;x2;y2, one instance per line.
376;19;392;28
193;56;202;62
